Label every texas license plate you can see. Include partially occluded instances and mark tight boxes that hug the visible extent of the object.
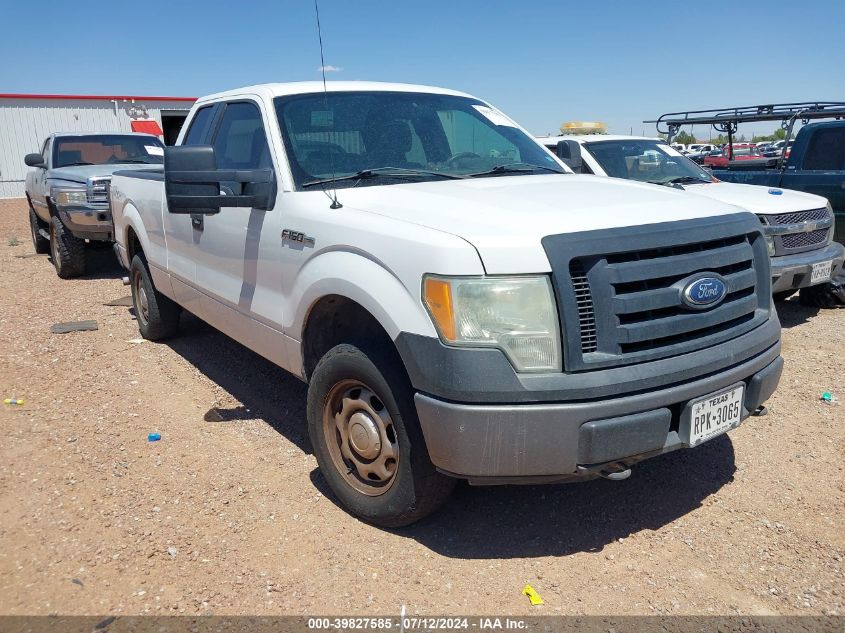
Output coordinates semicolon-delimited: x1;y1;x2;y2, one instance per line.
811;260;832;284
683;384;745;447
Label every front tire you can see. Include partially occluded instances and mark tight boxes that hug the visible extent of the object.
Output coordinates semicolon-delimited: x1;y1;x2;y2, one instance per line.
307;343;455;527
49;215;85;278
799;282;842;309
130;254;181;340
29;206;50;254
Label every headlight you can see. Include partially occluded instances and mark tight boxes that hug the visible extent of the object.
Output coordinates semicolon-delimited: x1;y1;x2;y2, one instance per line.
764;235;775;256
423;275;562;372
51;188;87;206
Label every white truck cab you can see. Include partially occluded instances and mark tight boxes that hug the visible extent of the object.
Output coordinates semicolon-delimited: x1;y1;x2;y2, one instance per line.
540;135;844;298
110;83;782;526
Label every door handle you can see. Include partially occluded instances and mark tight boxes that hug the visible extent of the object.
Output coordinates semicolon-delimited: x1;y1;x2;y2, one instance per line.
190;213;204;230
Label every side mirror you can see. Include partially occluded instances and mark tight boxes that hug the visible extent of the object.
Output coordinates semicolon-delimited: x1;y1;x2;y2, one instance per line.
25;153;45;168
555;140;583;173
164;145;275;215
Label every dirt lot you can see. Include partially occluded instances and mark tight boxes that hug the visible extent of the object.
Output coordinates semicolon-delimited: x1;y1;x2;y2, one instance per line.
0;198;842;616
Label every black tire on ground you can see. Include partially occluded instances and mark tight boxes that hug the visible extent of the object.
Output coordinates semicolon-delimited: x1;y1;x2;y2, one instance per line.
129;253;181;340
28;205;50;254
49;215;86;278
307;343;456;527
773;289;798;302
798;283;841;309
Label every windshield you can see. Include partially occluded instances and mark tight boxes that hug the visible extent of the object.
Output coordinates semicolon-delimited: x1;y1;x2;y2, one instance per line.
274;91;564;189
53;135;164;167
585;139;712;184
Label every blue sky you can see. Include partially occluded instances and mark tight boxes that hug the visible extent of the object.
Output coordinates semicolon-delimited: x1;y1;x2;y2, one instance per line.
2;0;842;139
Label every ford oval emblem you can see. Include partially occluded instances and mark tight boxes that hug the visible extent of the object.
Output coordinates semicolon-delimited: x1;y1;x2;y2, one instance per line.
682;276;727;308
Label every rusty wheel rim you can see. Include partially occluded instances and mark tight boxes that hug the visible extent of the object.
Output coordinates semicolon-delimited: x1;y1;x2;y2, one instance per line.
322;379;399;496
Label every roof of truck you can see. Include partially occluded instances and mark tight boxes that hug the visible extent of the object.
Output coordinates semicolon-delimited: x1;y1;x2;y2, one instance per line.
197;81;474;104
537;134;661;144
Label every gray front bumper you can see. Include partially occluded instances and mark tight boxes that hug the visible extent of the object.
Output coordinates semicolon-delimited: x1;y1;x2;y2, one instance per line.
771;241;845;292
414;345;782;482
57;206;113;241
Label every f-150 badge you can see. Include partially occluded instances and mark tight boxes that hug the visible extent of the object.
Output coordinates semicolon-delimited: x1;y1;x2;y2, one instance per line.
282;229;315;246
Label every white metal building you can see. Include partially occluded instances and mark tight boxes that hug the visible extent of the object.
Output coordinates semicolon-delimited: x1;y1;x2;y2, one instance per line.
0;93;196;198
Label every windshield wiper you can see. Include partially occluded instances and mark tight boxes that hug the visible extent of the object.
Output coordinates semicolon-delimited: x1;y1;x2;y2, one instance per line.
648;176;710;186
60;162;94;167
466;162;565;178
301;167;467;188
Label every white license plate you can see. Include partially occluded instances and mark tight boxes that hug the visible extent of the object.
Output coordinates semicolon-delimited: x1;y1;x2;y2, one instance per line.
687;385;744;447
811;260;833;284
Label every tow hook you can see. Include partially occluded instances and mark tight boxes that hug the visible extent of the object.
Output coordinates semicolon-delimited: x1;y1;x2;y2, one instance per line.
599;467;632;481
751;405;768;417
121;276;130;286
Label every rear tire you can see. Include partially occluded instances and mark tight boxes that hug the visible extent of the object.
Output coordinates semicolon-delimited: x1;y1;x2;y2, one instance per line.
130;254;181;340
49;215;85;278
307;343;455;527
29;206;50;254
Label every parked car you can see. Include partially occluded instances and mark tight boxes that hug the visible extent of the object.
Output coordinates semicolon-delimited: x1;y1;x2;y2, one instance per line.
111;82;782;526
710;121;845;243
703;144;765;168
685;144;717;163
24;133;165;278
541;135;844;300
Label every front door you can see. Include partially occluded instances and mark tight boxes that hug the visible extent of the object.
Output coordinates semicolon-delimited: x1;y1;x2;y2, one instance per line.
190;100;287;365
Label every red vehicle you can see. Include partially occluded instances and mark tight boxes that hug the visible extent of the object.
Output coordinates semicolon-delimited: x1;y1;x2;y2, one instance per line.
703;143;762;167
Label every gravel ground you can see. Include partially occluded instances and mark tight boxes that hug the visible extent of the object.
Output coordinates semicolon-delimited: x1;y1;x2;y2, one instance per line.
0;198;842;616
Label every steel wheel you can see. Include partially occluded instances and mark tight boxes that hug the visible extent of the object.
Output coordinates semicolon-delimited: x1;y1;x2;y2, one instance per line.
132;268;150;326
322;379;399;496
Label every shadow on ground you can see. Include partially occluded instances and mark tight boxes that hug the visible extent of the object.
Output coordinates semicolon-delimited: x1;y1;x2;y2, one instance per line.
163;313;310;453
774;297;820;329
310;434;736;558
158;311;737;559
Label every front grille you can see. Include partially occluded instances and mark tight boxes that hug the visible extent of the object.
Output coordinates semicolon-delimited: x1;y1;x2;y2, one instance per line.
87;177;111;206
781;228;829;249
541;214;770;372
569;260;597;353
771;207;828;226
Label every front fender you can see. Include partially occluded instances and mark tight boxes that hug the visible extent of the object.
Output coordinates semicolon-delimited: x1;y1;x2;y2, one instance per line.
288;250;441;344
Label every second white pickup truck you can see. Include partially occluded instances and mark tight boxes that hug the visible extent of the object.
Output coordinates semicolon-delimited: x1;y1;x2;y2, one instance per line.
539;135;844;301
111;82;782;526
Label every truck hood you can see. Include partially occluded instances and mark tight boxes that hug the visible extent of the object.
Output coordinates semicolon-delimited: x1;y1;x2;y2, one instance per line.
48;163;158;184
337;174;750;273
680;180;827;215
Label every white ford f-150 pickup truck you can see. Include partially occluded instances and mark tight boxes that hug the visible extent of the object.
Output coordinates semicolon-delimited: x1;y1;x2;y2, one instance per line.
539;135;844;301
111;82;782;526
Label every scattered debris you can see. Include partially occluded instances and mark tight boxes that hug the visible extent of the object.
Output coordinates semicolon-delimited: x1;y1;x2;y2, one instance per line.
522;584;544;606
51;320;98;334
126;338;147;344
3;398;24;405
167;546;178;558
94;616;115;630
820;391;838;404
204;408;225;422
104;296;134;307
71;578;84;587
14;253;48;259
148;433;161;442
